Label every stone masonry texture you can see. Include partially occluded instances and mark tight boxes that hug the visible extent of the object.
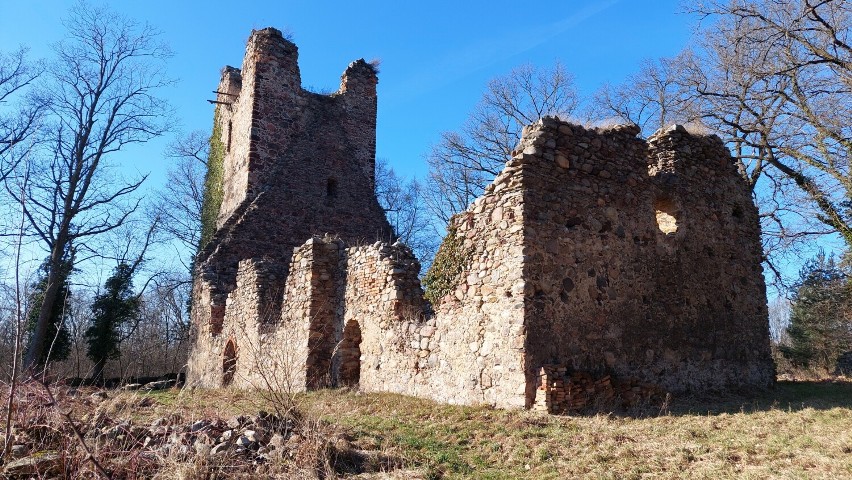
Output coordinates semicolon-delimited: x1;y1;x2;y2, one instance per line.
187;28;775;413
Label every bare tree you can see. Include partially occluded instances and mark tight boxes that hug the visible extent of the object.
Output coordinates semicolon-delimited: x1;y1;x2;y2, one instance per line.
590;1;851;288
153;130;207;261
57;288;94;379
768;295;792;345
3;168;28;459
17;3;172;372
426;63;580;223
0;47;42;183
375;159;438;267
686;0;852;249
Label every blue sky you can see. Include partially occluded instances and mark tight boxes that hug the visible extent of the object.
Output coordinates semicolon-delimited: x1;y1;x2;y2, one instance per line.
29;0;839;291
0;0;693;184
2;0;836;298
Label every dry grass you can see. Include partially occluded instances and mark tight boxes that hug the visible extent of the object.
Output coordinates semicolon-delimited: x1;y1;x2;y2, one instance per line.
134;380;852;479
296;381;852;479
5;380;852;478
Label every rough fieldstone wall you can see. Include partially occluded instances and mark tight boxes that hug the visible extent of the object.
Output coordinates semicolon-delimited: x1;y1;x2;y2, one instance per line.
187;258;284;388
414;165;531;408
341;242;427;394
517;119;774;399
332;163;531;409
305;229;529;409
188;239;342;391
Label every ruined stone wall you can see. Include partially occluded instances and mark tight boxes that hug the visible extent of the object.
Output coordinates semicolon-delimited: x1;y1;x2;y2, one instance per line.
189;28;394;384
336;217;530;409
187;258;284;388
188;238;340;391
188;117;773;408
414;166;531;408
340;163;531;409
341;242;427;394
516;119;774;398
189;226;531;410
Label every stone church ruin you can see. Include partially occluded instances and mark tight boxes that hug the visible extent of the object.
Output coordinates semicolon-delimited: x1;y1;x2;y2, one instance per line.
187;27;775;412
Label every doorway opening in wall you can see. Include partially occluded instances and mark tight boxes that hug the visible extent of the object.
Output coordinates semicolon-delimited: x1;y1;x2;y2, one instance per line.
222;339;238;387
340;320;362;387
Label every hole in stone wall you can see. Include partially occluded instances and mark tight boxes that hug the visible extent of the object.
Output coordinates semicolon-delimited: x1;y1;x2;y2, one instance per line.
222;339;238;387
339;320;362;387
654;197;679;235
210;304;225;336
326;178;338;200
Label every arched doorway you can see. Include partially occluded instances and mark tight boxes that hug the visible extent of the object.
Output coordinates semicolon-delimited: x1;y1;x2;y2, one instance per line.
222;339;238;387
339;320;362;387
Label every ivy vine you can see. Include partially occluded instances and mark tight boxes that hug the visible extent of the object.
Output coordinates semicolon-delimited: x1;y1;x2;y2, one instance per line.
422;224;473;306
198;109;226;253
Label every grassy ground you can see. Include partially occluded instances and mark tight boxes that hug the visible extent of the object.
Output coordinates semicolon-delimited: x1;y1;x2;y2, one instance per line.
128;380;852;479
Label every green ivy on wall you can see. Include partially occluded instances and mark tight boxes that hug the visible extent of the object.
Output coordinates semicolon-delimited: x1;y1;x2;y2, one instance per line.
422;223;473;307
198;109;225;253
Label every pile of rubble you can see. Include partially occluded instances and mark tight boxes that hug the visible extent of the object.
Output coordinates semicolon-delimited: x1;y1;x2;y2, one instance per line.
2;387;404;478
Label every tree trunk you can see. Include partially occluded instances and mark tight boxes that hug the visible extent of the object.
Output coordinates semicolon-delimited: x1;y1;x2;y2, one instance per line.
22;238;67;373
92;356;106;386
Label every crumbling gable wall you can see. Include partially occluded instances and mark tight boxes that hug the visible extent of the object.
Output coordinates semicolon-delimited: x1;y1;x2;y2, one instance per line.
515;119;774;402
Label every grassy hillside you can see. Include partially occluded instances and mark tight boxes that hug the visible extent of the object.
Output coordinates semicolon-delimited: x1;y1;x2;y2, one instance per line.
4;380;851;478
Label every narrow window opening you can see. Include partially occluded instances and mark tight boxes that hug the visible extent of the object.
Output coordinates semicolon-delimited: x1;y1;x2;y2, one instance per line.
732;204;744;219
210;304;225;336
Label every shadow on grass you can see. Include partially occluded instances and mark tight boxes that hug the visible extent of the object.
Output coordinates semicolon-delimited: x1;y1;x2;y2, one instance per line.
663;379;852;416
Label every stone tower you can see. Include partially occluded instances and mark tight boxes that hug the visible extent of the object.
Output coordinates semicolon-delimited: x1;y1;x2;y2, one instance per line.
191;27;393;341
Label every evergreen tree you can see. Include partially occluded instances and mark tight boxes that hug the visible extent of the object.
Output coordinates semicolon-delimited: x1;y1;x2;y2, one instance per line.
781;252;852;370
26;255;74;366
85;263;140;384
